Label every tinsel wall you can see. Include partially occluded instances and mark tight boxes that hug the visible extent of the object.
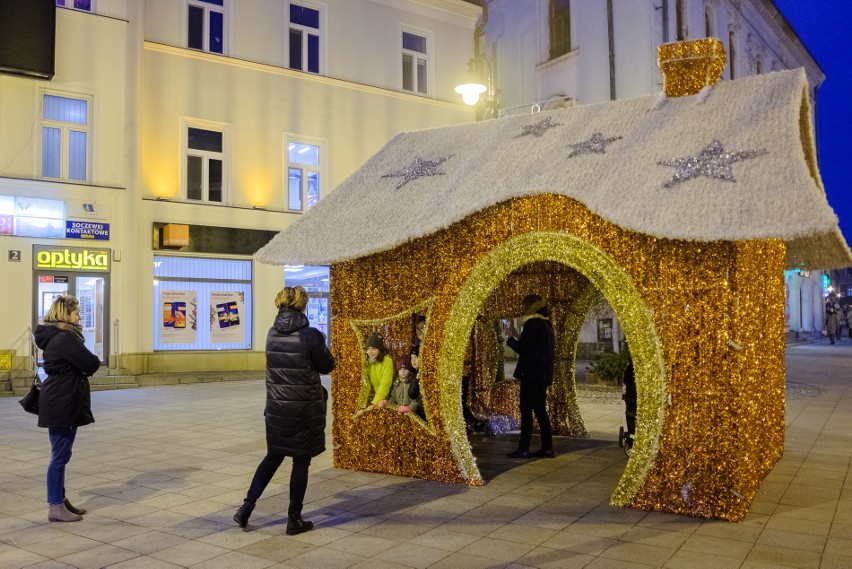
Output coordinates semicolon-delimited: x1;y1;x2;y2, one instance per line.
330;194;785;520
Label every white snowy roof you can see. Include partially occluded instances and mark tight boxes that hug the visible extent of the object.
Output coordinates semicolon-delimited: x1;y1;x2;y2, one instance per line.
256;69;851;270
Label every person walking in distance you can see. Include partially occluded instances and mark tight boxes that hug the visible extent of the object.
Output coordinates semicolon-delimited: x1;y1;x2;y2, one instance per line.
505;294;556;459
826;306;841;345
234;286;334;534
35;295;101;522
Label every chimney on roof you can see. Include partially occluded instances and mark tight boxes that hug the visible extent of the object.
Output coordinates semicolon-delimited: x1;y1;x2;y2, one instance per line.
658;38;727;97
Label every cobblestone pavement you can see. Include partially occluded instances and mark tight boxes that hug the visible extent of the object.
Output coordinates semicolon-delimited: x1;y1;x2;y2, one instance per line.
0;341;850;568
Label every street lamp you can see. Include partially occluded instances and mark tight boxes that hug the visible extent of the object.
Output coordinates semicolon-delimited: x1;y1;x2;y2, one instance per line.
455;50;500;119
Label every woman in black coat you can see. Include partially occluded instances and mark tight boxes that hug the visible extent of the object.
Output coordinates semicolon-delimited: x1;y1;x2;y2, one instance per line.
34;295;101;522
234;286;334;535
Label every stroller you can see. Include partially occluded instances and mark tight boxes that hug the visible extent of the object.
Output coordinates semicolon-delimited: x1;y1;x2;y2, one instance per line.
618;360;636;457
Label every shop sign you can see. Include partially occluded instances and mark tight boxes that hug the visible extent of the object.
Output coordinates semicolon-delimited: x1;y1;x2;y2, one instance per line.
162;224;189;247
0;196;12;235
0;195;112;241
65;221;110;240
66;200;109;222
11;196;66;239
35;247;110;272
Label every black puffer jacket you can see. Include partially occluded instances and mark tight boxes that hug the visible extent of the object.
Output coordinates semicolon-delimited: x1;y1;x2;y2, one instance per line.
265;307;335;457
34;325;101;428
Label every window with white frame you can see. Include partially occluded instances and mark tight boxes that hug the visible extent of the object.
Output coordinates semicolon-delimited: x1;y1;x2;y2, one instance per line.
402;29;430;95
153;256;253;351
287;140;322;212
288;1;323;74
184;123;227;203
187;0;226;55
41;94;90;182
56;0;93;10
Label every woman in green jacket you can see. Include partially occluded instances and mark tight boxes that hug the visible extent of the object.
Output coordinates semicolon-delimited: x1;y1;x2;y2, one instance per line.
354;333;394;416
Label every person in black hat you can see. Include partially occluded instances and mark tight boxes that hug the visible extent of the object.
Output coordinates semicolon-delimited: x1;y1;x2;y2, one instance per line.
354;332;394;416
505;294;555;459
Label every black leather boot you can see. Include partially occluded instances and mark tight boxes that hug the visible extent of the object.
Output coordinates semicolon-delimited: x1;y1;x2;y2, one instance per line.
531;449;555;458
233;501;254;528
506;448;530;459
286;515;314;535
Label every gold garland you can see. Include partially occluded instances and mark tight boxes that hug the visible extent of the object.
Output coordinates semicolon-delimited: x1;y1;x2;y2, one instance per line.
329;194;785;519
552;283;602;438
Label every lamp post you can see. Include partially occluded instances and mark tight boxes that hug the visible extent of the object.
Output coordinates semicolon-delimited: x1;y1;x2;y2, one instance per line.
455;47;500;119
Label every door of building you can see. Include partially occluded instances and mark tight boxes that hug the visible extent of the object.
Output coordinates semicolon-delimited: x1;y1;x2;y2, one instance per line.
34;273;109;363
33;245;111;364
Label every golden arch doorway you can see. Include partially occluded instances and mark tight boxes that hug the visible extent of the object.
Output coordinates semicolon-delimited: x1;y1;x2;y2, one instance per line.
437;231;666;506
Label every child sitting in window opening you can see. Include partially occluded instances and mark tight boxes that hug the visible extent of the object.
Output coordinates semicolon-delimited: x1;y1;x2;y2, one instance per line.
382;355;423;418
353;332;394;418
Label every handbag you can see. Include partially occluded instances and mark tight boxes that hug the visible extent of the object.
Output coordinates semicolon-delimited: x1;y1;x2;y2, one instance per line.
19;376;41;415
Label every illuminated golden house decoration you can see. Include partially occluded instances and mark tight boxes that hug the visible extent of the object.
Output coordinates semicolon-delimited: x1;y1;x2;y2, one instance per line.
257;40;851;520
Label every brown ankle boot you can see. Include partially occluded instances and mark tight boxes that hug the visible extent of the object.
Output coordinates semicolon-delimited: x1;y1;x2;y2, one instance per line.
49;503;82;522
63;498;87;516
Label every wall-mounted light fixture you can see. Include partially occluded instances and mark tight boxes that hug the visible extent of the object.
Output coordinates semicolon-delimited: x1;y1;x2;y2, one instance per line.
455;45;500;119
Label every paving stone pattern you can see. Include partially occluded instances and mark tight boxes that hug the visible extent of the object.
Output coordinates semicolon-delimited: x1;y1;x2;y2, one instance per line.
0;341;850;568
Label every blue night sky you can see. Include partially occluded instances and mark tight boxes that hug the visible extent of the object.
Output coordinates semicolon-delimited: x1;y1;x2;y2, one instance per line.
772;1;852;245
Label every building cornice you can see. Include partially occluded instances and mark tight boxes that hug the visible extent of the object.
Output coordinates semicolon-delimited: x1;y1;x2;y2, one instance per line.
749;0;824;86
143;42;468;111
368;0;481;27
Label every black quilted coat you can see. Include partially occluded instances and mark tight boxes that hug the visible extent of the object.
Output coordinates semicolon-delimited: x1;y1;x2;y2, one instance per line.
264;307;335;457
34;325;101;428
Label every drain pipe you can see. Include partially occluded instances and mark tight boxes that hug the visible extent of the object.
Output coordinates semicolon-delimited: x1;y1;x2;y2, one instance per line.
607;0;616;100
473;0;488;60
113;318;120;370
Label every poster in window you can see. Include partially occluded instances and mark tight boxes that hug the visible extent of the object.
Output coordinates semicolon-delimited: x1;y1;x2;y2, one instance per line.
160;290;197;343
210;291;245;343
597;318;613;342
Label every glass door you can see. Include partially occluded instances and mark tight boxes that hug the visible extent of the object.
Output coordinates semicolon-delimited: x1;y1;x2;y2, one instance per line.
37;277;69;323
76;276;105;361
34;273;107;362
284;265;330;347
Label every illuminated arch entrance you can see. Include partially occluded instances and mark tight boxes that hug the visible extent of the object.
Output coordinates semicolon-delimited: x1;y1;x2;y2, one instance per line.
438;231;666;505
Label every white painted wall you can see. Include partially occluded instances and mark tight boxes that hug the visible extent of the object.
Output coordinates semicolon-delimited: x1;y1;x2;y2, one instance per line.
0;0;479;372
480;0;822;112
143;0;477;100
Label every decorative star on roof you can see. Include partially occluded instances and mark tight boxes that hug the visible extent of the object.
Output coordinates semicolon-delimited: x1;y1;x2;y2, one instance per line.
382;155;454;189
515;117;563;139
567;132;623;157
658;139;768;188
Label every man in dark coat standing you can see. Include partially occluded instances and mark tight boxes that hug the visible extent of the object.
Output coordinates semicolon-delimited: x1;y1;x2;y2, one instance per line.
506;294;555;459
234;286;334;535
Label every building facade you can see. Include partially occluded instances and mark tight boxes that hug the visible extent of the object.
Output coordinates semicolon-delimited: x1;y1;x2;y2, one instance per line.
468;0;827;343
0;0;480;390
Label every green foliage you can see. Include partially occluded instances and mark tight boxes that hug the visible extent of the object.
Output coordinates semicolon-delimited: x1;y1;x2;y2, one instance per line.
591;352;628;382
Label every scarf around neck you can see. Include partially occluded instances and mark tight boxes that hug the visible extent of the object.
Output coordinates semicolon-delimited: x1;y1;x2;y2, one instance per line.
44;321;85;344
